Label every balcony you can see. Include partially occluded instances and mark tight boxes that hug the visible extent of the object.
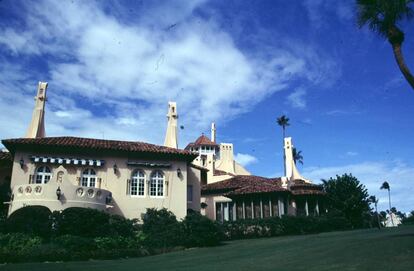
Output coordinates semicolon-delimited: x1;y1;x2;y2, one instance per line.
8;181;112;215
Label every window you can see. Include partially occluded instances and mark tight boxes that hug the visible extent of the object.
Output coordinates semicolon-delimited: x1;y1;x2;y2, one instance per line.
150;170;164;197
35;166;52;184
81;168;96;187
187;185;193;202
131;170;145;196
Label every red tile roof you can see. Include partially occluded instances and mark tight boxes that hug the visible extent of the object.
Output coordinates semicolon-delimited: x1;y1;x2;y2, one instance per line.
0;151;12;161
213;169;235;176
185;134;218;149
2;137;197;161
290;180;325;196
202;175;286;196
202;175;325;197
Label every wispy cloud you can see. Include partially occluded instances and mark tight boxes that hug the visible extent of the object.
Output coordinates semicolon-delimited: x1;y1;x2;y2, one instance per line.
303;160;414;213
234;153;258;167
286;88;307;109
346;151;359;156
0;0;341;147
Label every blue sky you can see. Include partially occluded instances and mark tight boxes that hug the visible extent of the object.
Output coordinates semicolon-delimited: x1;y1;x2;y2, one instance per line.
0;0;413;213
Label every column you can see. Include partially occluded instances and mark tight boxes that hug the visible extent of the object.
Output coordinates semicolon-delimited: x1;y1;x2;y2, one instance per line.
305;199;309;216
260;199;263;218
315;200;320;216
251;200;254;218
221;203;224;222
278;197;284;217
269;198;272;217
234;202;237;221
242;201;246;219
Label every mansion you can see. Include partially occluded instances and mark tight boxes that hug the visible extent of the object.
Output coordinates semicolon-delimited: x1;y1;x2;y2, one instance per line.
0;82;324;221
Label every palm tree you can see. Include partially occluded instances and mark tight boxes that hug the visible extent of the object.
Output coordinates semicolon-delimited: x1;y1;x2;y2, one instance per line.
357;0;414;91
277;115;290;175
369;195;381;229
277;115;290;138
380;181;392;210
292;147;304;165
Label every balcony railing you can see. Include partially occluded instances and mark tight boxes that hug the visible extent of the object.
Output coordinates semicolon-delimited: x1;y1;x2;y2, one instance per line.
8;180;112;215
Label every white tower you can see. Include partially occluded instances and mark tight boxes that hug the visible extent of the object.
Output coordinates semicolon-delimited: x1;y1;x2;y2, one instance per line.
163;102;178;149
284;137;311;183
25;82;48;138
211;122;216;143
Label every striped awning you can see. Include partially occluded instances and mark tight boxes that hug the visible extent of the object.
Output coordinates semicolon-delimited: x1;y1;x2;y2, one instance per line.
31;156;105;167
126;161;171;168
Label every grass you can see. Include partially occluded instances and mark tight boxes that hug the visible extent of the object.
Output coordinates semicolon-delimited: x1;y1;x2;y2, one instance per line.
1;225;414;271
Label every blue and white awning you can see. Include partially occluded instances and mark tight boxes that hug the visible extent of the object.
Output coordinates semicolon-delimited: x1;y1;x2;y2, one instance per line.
31;156;105;167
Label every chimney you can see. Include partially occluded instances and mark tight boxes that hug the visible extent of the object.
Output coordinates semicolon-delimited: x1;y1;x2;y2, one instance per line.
211;122;216;143
163;102;178;148
26;82;48;138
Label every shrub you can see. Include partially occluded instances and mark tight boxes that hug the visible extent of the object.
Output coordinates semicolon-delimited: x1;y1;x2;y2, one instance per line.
6;206;52;238
53;207;137;238
221;215;352;241
142;208;183;249
53;208;109;237
52;235;96;251
182;211;222;247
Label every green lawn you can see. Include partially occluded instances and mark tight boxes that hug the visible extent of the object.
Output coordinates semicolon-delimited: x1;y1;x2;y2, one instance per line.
2;225;414;271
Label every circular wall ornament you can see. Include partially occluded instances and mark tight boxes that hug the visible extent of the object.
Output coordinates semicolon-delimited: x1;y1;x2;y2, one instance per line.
25;186;32;194
87;189;95;198
76;187;84;197
17;187;24;194
34;186;42;194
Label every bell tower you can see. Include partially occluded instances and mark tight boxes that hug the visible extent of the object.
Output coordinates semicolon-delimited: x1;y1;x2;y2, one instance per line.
163;102;178;148
25;82;48;138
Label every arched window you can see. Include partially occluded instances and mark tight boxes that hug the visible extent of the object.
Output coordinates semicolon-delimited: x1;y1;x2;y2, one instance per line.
131;170;145;196
81;168;96;187
35;166;52;184
150;171;164;197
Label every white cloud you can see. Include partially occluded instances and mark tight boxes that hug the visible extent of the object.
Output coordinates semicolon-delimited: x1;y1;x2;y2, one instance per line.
0;0;339;147
286;88;307;109
303;160;414;213
346;151;358;156
234;153;258;167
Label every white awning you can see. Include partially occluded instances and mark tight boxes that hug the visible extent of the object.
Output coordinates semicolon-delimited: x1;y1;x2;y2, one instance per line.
31;156;105;167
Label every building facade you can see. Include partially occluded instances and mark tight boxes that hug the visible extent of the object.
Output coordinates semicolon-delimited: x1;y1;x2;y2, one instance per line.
185;124;325;222
2;83;202;220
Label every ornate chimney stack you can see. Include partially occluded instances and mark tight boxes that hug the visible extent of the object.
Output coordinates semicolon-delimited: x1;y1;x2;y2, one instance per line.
26;82;48;138
284;137;311;183
163;102;178;149
211;122;216;143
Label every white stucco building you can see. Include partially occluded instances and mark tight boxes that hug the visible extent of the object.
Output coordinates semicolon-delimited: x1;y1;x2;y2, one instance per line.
1;82;202;220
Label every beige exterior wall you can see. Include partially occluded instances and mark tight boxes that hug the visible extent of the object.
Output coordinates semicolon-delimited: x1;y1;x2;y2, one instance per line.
9;150;192;220
201;194;232;220
186;167;201;212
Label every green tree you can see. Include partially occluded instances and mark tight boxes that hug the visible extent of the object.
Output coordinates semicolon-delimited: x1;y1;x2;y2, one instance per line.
357;0;414;90
322;174;371;228
277;115;290;138
292;147;303;165
368;195;381;229
380;181;392;210
277;115;290;175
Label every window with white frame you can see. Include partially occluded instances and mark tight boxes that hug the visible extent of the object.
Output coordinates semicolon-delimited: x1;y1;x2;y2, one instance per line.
150;170;164;197
131;170;145;196
81;168;96;187
35;166;52;184
187;185;193;202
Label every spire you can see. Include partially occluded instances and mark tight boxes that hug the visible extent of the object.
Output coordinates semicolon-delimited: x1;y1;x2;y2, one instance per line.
284;137;311;183
26;82;48;138
163;102;178;148
211;122;216;143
